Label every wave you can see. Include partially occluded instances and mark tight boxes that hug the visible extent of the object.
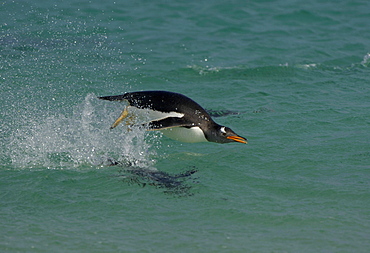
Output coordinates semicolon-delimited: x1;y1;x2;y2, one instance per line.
184;53;370;77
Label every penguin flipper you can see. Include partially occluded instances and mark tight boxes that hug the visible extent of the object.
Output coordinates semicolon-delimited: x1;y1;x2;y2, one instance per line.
147;117;194;130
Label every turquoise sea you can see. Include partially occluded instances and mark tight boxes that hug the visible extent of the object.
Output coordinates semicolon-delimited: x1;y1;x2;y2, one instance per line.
1;0;370;252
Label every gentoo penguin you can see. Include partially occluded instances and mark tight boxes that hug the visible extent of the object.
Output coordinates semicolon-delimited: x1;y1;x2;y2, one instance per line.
98;90;247;144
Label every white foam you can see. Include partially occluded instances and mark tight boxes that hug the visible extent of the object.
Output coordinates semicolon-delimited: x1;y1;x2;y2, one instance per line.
361;53;370;67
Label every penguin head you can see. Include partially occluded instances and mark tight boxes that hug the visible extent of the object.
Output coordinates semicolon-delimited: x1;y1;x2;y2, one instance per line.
207;125;247;144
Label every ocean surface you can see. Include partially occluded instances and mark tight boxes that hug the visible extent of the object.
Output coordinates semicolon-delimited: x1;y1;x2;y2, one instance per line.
1;0;370;252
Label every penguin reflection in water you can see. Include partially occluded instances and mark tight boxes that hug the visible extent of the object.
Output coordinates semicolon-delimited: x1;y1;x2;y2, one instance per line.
98;90;247;144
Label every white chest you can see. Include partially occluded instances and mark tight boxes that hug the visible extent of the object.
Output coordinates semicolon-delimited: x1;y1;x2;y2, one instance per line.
160;126;208;143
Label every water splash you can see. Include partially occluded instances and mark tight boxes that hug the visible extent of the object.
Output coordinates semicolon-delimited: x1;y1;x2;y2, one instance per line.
7;94;158;170
361;53;370;67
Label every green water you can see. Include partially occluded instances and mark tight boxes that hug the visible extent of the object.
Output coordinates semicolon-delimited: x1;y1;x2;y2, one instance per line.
1;0;370;252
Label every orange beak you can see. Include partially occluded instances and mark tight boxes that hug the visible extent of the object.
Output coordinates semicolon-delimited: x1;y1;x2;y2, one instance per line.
227;135;248;144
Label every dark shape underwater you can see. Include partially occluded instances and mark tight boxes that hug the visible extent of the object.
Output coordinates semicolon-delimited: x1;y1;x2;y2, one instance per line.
109;158;198;196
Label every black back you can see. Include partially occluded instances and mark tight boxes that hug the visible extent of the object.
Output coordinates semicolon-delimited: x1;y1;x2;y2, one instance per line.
99;90;214;125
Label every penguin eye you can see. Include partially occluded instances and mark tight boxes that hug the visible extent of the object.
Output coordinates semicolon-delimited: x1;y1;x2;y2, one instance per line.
220;126;227;135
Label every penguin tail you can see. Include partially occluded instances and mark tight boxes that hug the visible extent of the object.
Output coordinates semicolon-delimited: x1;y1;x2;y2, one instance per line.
98;94;126;101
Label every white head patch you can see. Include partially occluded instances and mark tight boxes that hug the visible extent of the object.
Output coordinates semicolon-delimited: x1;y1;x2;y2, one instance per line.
220;126;226;134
